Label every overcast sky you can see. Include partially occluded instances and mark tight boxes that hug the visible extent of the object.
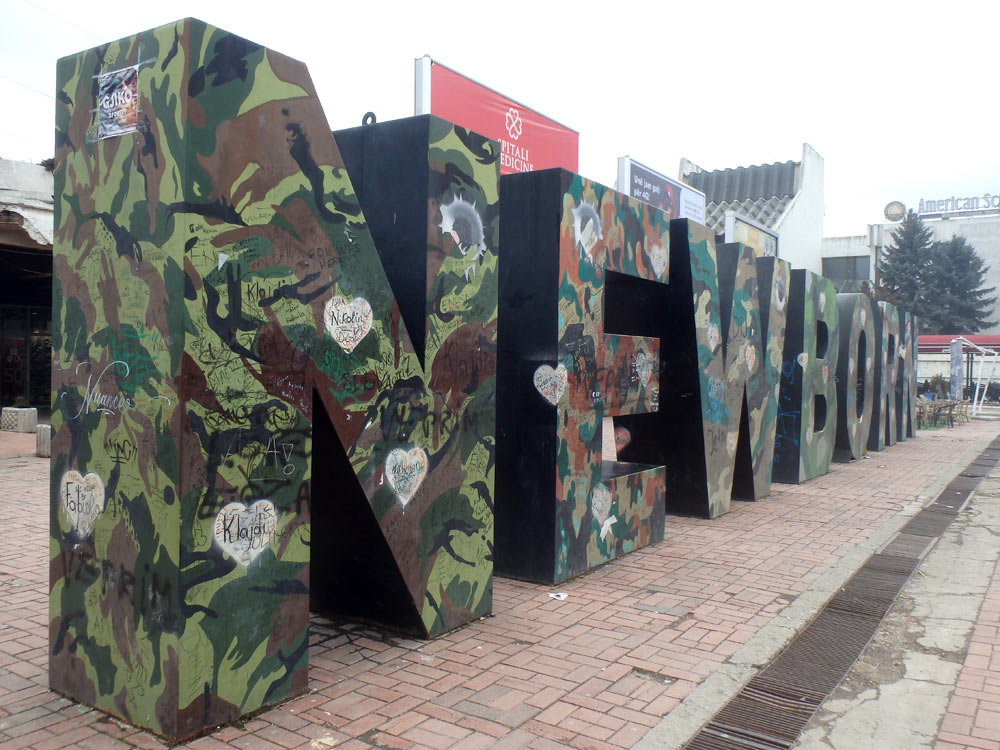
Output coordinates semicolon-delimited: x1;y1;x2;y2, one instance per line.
2;0;997;237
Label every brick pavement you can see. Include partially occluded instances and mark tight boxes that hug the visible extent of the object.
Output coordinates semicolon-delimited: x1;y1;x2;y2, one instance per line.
2;421;999;750
938;509;1000;750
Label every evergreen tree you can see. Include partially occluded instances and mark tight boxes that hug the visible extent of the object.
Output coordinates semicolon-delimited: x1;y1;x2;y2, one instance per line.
874;210;997;333
877;209;933;314
924;235;996;333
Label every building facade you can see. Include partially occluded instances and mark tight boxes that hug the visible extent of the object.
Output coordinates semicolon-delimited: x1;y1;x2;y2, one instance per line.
0;159;53;408
822;200;1000;332
679;143;825;269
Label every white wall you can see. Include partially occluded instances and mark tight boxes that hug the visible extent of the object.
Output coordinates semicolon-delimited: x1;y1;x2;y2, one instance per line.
918;354;950;381
0;158;53;247
774;144;825;275
821;235;867;258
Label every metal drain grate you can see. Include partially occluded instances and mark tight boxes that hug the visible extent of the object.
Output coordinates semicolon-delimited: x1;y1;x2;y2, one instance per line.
691;677;828;750
687;726;788;750
880;533;934;559
683;440;1000;749
901;509;959;537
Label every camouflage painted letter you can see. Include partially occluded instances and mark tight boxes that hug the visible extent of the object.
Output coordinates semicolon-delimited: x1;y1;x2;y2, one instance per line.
496;169;667;583
749;256;792;496
896;310;919;439
773;270;840;483
867;301;900;451
51;19;497;740
833;293;875;461
623;222;785;517
719;246;792;501
311;115;500;637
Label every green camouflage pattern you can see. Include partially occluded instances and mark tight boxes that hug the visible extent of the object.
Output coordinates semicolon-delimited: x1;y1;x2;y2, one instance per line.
834;293;875;461
554;174;667;580
687;235;763;516
752;256;791;496
897;310;918;439
676;233;789;517
773;270;840;483
50;18;497;739
868;301;900;451
907;313;919;437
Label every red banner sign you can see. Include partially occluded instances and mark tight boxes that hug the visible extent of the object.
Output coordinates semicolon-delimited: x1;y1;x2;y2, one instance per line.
420;60;578;175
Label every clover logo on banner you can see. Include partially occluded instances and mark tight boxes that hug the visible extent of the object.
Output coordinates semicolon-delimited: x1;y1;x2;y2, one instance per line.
505;108;523;140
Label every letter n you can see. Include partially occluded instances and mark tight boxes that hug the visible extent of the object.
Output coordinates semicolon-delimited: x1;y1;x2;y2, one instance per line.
51;19;499;739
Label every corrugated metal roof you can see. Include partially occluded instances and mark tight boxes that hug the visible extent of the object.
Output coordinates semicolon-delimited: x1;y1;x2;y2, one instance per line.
701;196;792;234
685;160;796;204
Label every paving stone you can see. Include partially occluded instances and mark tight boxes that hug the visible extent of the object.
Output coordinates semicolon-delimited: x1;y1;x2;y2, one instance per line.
6;421;1000;748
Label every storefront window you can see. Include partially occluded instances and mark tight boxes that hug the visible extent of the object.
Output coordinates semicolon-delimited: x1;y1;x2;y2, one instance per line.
822;256;871;293
0;305;51;407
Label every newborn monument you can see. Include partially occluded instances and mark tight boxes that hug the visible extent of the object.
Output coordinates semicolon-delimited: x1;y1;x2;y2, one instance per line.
49;19;498;739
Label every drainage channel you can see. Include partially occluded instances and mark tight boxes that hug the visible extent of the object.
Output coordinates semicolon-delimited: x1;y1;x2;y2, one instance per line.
684;436;1000;750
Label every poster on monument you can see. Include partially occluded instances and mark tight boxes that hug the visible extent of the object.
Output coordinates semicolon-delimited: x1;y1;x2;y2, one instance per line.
615;157;706;223
97;65;138;139
726;212;778;258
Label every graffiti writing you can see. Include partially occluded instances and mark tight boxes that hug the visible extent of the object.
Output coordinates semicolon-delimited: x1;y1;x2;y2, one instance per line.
214;500;278;565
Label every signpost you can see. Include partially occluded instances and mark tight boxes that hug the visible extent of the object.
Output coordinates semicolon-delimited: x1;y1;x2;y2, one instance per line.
616;156;705;223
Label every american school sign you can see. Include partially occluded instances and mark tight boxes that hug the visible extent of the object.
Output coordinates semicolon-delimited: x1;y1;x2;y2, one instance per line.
919;192;1000;216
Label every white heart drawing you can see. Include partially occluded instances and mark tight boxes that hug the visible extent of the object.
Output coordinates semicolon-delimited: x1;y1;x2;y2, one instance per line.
59;470;105;536
385;447;428;505
214;500;278;565
706;324;720;352
648;243;667;278
324;295;373;353
591;484;613;526
797;352;809;369
635;351;654;386
533;364;568;405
